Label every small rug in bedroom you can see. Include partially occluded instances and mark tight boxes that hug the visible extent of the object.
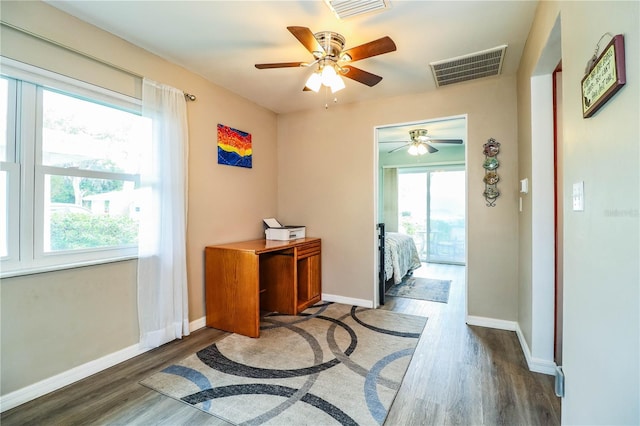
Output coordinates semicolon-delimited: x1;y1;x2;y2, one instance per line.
140;302;427;426
386;276;451;303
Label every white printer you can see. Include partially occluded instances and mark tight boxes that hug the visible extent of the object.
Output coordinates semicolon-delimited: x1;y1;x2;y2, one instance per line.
263;218;306;241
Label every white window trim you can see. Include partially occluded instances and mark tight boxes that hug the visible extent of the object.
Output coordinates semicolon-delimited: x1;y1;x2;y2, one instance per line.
0;57;141;109
1;57;144;278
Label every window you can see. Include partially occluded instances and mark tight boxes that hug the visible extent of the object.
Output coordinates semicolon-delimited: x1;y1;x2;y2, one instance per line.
1;61;149;276
398;167;466;264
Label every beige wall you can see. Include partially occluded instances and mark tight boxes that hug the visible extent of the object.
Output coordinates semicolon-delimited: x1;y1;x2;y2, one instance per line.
277;76;519;319
516;0;561;367
1;261;139;393
519;1;639;424
1;1;278;395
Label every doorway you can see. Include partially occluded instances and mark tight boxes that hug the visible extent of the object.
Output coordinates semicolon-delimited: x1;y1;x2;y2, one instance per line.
375;115;467;306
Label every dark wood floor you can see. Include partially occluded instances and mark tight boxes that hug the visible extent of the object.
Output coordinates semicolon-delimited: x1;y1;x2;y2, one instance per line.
380;263;560;425
2;263;560;425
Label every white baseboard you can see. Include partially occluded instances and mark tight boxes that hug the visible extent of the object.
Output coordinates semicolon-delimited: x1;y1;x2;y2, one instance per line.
322;293;373;308
515;324;557;376
0;342;148;413
466;315;517;331
466;315;556;376
1;316;207;413
189;316;206;332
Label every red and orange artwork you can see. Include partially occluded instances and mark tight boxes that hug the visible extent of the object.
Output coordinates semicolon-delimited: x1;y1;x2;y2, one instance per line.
217;124;252;168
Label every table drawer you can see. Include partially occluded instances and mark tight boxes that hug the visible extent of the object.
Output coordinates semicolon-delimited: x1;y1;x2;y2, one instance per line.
297;240;321;259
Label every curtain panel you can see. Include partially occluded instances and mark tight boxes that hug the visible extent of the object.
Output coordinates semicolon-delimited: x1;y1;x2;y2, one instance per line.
137;78;189;348
383;168;399;232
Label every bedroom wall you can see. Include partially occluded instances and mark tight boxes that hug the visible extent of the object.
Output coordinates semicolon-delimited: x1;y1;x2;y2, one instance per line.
0;0;278;396
277;75;519;320
518;1;639;423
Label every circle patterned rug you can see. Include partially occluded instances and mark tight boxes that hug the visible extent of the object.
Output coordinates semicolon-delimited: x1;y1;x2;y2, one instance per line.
141;302;427;425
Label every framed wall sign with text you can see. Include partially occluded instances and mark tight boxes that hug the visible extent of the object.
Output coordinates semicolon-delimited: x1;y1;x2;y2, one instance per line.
581;34;626;118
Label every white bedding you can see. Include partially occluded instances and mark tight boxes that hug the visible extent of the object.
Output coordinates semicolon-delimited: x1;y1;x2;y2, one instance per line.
384;232;422;284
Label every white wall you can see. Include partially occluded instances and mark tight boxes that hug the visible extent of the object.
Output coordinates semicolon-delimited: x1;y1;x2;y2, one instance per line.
561;2;639;423
519;1;639;423
529;73;556;371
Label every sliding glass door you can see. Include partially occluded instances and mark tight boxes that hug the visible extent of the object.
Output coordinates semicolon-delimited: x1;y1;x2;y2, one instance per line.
398;167;465;264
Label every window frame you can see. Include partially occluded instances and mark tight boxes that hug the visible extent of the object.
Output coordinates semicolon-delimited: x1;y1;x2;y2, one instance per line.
1;58;144;277
1;76;19;262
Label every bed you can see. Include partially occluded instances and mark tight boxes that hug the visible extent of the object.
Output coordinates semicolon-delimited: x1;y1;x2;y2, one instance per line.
383;231;422;285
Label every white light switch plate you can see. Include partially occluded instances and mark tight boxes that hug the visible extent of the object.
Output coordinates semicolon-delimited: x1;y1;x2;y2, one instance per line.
572;181;584;211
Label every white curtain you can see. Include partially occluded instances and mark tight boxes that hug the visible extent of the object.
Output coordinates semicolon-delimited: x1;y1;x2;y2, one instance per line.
137;78;189;349
383;168;399;232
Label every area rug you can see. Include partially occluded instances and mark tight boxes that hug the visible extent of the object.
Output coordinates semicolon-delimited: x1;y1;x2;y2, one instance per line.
141;302;426;425
386;276;451;303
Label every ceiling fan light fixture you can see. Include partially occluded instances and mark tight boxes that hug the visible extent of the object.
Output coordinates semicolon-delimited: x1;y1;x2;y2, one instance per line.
311;63;345;93
417;143;428;155
321;64;337;84
329;74;345;93
305;71;322;92
408;143;419;156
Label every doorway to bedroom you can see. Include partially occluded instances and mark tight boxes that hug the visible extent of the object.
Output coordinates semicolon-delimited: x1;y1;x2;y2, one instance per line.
376;115;467;307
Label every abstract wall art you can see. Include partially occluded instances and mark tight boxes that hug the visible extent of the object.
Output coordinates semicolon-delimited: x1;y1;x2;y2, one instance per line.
217;124;252;168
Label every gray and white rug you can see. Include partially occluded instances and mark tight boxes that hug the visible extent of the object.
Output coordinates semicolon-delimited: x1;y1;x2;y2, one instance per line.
141;302;427;425
386;277;451;303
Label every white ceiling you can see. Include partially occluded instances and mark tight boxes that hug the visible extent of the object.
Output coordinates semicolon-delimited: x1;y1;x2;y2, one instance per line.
45;0;538;116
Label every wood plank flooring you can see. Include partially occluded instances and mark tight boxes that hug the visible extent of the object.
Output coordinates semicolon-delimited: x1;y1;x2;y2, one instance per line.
380;263;560;425
1;263;560;425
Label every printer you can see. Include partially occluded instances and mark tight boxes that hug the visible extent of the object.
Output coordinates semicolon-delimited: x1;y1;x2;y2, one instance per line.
263;218;306;241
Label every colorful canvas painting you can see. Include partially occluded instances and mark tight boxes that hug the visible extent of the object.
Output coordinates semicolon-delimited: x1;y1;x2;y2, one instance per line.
217;124;252;168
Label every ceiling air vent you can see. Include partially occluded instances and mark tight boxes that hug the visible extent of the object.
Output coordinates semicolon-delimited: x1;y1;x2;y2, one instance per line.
323;0;390;19
430;45;507;87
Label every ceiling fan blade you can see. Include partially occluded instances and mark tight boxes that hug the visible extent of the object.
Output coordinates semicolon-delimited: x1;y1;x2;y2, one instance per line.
287;26;324;55
426;144;439;154
341;65;383;87
255;62;305;69
429;139;464;144
387;143;410;154
342;36;397;62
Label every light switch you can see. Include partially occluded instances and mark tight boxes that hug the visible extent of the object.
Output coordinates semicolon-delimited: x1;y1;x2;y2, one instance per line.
572;181;584;211
520;178;529;194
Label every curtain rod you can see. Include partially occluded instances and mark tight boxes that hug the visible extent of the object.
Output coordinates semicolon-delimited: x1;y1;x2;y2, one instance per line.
1;21;197;101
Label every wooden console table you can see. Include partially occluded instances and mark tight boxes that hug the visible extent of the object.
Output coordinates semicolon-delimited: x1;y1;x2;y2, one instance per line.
204;237;321;337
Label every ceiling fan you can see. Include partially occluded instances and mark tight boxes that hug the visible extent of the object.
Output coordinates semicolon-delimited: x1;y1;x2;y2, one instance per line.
255;26;396;93
383;129;464;155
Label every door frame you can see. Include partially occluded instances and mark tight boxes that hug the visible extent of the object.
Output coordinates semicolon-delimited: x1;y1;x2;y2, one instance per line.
373;114;468;307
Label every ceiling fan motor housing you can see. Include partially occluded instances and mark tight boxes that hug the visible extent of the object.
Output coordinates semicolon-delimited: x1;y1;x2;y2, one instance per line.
410;129;429;142
314;31;346;59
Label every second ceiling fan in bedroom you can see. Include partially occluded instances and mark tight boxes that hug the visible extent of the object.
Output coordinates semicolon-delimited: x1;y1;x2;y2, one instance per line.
384;129;464;155
255;26;396;93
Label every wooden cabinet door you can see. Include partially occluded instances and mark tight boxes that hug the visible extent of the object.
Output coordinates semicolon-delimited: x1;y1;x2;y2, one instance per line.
296;240;321;312
298;253;320;301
